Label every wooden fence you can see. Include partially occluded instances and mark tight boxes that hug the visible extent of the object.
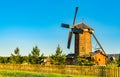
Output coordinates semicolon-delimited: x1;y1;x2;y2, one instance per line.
0;64;119;77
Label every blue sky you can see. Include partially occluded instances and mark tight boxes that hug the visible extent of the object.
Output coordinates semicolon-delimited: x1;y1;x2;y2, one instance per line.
0;0;120;56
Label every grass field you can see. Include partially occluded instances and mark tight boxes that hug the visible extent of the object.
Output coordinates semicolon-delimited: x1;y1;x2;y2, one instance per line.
0;70;95;77
0;64;120;77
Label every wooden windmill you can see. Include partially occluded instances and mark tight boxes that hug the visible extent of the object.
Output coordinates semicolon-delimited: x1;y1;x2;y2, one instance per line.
61;7;106;57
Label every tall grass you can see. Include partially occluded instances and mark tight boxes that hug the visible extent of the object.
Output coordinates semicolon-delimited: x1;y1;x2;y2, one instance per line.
0;70;94;77
0;64;119;77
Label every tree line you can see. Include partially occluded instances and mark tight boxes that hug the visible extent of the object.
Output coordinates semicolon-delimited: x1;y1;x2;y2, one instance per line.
0;45;120;66
0;45;66;65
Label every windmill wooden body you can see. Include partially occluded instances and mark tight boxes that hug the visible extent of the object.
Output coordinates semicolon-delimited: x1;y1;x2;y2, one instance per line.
61;7;106;58
74;23;93;56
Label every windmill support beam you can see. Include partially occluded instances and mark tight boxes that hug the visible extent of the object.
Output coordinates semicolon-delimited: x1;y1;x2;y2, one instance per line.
92;34;106;54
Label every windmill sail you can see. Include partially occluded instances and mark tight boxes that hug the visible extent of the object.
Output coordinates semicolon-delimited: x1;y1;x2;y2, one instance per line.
61;23;70;28
73;7;78;26
67;7;79;49
67;32;73;49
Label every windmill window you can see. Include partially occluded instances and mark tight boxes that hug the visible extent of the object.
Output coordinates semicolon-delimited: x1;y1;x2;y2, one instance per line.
81;47;85;52
99;59;100;61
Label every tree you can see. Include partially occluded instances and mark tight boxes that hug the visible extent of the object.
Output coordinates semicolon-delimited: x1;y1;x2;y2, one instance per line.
118;54;120;67
0;57;9;63
21;56;29;64
0;57;4;63
50;45;66;65
77;56;94;66
9;47;21;64
14;47;20;56
29;46;44;64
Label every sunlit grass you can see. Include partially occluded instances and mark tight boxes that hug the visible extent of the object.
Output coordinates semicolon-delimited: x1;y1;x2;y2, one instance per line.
0;70;40;77
0;70;95;77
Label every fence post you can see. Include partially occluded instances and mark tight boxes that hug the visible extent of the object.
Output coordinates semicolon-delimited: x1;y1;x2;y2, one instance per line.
114;67;115;77
118;67;119;77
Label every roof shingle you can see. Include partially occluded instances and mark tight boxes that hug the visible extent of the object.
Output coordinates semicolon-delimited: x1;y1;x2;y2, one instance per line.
74;23;93;30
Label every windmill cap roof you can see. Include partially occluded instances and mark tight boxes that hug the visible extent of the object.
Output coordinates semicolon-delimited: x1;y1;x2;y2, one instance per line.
92;50;107;57
74;23;94;30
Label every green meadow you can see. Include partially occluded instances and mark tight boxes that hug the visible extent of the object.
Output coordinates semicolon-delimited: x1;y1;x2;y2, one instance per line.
0;70;95;77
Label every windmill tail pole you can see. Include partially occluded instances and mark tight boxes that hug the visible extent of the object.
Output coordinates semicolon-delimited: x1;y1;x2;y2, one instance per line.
92;34;106;54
